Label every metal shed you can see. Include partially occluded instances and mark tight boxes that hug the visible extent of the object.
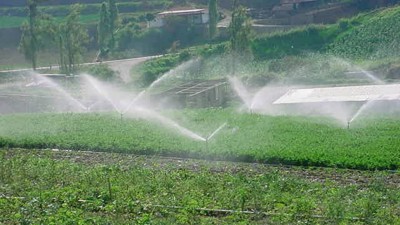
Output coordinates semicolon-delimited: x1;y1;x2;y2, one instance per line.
158;79;228;108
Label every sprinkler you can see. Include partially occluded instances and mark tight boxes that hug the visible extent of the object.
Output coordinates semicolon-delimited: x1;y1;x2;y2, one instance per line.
120;113;124;121
347;121;350;130
204;122;227;151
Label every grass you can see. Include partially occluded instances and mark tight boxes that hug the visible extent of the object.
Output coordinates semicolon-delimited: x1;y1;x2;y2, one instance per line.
0;48;98;71
0;16;26;29
0;109;399;170
0;149;399;224
0;14;100;29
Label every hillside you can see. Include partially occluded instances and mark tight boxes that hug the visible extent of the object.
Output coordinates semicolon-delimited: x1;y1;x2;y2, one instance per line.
329;7;400;59
252;4;400;61
0;0;273;8
1;1;400;73
0;0;158;7
135;4;400;87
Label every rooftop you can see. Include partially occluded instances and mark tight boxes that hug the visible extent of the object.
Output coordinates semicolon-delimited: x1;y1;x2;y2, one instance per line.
274;84;400;104
158;9;206;17
281;0;317;3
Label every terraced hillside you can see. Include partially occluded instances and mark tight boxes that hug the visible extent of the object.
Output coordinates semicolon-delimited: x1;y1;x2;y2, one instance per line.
252;5;400;61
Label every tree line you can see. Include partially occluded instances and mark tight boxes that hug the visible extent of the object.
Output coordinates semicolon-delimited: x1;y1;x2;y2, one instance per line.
19;0;118;74
19;0;252;74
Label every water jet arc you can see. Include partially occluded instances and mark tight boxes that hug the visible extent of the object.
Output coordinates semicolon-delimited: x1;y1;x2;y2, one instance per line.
206;122;227;142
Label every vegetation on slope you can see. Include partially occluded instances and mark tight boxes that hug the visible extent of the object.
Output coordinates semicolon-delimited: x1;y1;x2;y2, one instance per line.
328;7;400;59
251;25;337;60
136;5;400;86
252;5;400;61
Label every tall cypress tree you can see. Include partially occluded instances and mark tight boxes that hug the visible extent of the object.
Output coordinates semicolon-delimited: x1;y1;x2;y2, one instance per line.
19;0;49;70
229;5;251;53
98;2;110;56
228;1;252;75
108;0;118;49
208;0;218;39
59;4;89;74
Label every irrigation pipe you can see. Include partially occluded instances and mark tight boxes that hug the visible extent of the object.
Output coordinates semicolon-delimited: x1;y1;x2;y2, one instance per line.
0;195;364;222
144;204;364;221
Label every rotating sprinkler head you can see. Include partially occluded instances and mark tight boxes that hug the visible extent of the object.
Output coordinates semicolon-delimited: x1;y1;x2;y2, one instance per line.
347;121;350;129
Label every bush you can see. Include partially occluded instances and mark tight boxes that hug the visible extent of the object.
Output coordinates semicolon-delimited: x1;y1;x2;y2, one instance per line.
251;25;336;60
139;53;185;86
85;64;119;81
116;22;208;56
338;19;349;31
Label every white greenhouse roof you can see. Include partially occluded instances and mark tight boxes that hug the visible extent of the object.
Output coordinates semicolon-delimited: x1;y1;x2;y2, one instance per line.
158;9;206;16
273;84;400;104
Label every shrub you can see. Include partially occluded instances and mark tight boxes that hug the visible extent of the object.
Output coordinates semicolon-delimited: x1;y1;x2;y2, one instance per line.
85;64;119;81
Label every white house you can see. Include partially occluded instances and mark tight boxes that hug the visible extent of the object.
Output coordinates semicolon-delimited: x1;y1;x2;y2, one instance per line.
148;9;209;28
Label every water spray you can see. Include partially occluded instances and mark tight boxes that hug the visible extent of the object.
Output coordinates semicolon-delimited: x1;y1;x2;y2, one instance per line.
122;90;146;114
34;74;87;112
205;123;227;151
83;75;122;113
348;98;379;128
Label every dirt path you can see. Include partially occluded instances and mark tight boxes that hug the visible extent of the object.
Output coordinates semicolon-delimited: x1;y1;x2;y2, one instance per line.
0;56;159;82
105;56;158;82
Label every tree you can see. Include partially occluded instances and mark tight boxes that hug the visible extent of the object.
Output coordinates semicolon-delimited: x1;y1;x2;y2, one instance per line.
58;4;89;75
108;0;119;49
145;13;155;23
19;0;50;70
228;3;252;54
97;0;119;59
228;1;252;75
208;0;218;39
98;2;110;59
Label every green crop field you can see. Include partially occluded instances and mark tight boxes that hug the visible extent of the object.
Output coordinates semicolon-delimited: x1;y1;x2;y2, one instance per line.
0;109;399;170
1;2;400;224
0;149;399;224
0;0;173;29
0;16;26;29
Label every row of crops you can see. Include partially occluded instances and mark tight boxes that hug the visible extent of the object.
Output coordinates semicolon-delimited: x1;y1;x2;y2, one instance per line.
0;149;399;224
329;6;400;59
0;109;399;170
252;5;400;61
